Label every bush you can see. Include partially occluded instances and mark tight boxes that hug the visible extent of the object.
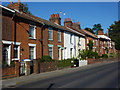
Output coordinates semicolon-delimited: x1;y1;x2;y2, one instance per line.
57;59;74;69
109;53;113;57
102;54;108;58
80;50;100;59
38;55;55;63
93;51;100;59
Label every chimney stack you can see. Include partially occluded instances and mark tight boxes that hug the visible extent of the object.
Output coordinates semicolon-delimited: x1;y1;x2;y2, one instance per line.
7;1;23;12
49;13;61;25
72;21;81;30
98;30;104;35
64;18;72;27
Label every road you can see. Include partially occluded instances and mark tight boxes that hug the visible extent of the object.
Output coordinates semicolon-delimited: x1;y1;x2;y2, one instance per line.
3;61;120;89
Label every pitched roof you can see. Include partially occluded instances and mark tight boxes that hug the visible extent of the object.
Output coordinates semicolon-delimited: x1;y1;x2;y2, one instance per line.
82;29;97;38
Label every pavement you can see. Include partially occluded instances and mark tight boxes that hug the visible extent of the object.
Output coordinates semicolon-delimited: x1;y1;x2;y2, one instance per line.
1;60;119;89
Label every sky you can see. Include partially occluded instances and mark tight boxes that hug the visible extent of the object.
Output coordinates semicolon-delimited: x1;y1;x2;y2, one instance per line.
2;2;118;34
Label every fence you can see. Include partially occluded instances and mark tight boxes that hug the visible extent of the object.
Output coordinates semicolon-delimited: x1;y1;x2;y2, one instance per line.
79;60;87;67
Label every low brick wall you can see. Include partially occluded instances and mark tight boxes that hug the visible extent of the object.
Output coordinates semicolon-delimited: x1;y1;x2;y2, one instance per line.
2;66;17;79
86;58;94;64
2;61;19;79
86;57;118;65
40;61;57;73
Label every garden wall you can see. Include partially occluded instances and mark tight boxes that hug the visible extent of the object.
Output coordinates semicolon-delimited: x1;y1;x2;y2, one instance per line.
39;61;57;73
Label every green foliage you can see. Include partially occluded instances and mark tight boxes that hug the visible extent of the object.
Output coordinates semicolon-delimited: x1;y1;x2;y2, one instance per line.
92;24;103;35
87;40;93;51
105;47;109;54
102;54;108;58
38;55;55;63
108;20;120;50
23;3;32;15
57;59;74;69
93;51;100;59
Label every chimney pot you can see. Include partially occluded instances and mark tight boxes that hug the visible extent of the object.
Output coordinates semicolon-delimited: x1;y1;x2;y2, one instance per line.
55;14;57;17
57;14;59;17
50;15;53;18
11;2;13;4
53;14;55;18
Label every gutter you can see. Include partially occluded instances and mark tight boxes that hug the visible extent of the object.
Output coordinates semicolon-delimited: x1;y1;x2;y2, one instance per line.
0;4;15;13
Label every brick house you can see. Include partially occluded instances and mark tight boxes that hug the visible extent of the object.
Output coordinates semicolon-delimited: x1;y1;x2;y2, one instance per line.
81;29;98;52
1;2;86;77
97;30;116;56
1;2;116;78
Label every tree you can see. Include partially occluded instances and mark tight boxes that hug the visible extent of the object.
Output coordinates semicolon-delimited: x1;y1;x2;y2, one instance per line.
87;40;93;51
108;20;120;50
84;27;95;34
23;3;32;15
92;24;103;35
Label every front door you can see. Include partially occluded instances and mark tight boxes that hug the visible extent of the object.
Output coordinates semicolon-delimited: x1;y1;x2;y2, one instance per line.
30;61;33;74
19;62;26;76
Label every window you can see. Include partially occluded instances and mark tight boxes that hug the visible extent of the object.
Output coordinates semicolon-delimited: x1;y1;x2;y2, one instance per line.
29;46;35;60
48;27;53;40
70;34;73;44
29;25;36;39
70;48;73;58
87;38;89;44
58;30;61;42
3;44;11;66
13;45;19;59
58;47;61;60
48;44;53;59
93;39;94;45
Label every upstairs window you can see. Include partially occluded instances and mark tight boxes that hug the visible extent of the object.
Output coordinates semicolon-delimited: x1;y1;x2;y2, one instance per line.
70;34;73;44
29;25;36;39
48;27;53;40
58;30;61;42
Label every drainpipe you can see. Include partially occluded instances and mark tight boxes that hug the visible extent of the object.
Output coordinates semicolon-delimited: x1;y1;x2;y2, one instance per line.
40;23;45;59
12;13;16;60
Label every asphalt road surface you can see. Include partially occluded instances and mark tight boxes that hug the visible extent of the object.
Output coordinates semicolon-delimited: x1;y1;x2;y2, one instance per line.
5;61;120;89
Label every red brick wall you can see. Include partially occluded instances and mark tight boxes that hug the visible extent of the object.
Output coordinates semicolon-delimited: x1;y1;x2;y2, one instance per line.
2;13;13;41
2;66;16;79
43;27;64;60
40;61;57;73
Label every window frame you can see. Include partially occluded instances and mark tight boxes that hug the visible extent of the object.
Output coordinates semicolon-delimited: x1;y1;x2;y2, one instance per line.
29;43;36;60
29;24;36;39
13;45;20;60
48;44;53;59
58;30;61;42
70;34;73;44
48;27;53;41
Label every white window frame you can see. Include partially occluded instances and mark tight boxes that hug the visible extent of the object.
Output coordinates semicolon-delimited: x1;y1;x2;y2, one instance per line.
29;24;36;39
58;30;61;42
70;34;73;44
3;44;11;66
48;27;53;40
48;44;53;59
12;42;21;61
58;45;61;60
28;43;36;60
13;45;20;60
93;39;94;45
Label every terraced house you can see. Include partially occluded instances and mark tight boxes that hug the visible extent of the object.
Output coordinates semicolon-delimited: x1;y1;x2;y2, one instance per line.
1;2;116;79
